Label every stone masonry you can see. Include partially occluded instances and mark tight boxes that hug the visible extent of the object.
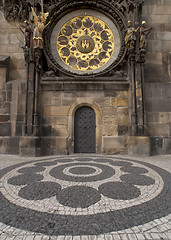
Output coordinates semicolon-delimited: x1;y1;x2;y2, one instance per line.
0;0;171;156
142;0;171;154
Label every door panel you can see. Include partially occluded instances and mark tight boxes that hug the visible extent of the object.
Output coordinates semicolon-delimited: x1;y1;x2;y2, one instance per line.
74;106;96;153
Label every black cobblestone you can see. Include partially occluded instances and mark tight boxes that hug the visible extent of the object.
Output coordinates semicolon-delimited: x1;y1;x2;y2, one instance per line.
50;162;115;182
69;166;96;175
98;182;141;200
7;174;44;186
0;157;171;236
121;173;155;186
17;166;45;174
18;182;61;200
56;186;101;208
120;166;149;174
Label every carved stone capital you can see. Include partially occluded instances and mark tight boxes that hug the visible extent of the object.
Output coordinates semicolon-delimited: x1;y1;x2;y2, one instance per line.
128;51;136;63
22;48;30;63
2;0;29;22
34;47;43;71
137;49;146;63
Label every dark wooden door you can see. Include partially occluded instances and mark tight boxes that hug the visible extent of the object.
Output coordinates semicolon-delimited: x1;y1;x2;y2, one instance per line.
74;106;96;153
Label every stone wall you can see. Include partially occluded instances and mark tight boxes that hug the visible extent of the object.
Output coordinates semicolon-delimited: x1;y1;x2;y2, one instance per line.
0;11;26;80
0;0;171;156
0;11;25;154
142;0;171;154
40;84;129;155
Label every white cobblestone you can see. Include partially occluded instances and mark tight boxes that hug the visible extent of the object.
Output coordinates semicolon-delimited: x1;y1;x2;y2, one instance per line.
150;233;161;239
41;235;50;240
158;232;169;238
119;234;129;240
5;236;16;240
104;234;113;240
72;236;81;240
80;236;88;240
134;233;145;239
165;232;171;238
111;234;121;240
0;154;170;240
88;235;97;240
127;233;137;240
25;236;35;240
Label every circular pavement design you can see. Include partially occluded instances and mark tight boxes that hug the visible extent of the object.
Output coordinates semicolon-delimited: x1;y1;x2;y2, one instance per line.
0;156;171;236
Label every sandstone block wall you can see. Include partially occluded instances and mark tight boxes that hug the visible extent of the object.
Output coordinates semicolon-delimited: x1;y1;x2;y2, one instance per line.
40;88;129;155
0;11;25;154
0;12;26;80
143;0;171;154
0;0;171;155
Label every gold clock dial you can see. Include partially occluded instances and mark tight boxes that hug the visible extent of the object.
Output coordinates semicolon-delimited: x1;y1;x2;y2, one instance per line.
57;16;115;71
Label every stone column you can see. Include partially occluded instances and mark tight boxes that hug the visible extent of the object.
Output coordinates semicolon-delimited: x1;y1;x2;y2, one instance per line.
33;47;43;136
128;51;138;136
19;46;42;156
128;49;151;156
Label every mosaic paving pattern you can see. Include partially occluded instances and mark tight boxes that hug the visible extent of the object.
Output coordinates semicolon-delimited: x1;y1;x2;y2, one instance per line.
0;156;171;236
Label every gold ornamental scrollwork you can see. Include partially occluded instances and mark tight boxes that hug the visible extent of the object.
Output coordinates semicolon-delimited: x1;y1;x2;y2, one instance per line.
57;16;115;71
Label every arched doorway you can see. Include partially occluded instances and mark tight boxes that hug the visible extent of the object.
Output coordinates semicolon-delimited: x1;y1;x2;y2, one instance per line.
74;106;96;153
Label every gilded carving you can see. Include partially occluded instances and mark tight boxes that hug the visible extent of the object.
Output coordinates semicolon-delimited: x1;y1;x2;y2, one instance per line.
43;1;126;75
19;21;31;48
139;21;152;50
32;8;49;48
57;15;115;72
125;21;139;51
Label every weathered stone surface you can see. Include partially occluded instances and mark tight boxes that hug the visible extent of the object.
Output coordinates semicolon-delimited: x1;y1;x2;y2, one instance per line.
118;125;129;136
0;136;19;154
0;1;171;156
0;114;10;122
0;122;11;136
152;5;171;15
102;116;121;125
40;137;67;155
147;123;170;136
52;125;68;137
19;137;41;157
112;97;128;107
101;107;117;116
102;136;127;154
43;106;70;117
102;124;118;136
128;137;151;157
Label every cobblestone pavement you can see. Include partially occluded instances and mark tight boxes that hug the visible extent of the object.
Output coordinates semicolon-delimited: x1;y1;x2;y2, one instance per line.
0;154;171;240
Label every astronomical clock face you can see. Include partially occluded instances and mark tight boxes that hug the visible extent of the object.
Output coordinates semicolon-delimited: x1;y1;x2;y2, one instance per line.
57;16;114;71
50;10;121;75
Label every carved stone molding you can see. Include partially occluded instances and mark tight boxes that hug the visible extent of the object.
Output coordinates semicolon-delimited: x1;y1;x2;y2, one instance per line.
1;0;144;22
2;0;29;22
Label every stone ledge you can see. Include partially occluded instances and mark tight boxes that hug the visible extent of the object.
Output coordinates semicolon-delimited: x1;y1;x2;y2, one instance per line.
128;136;151;157
102;136;127;154
41;81;129;91
19;137;41;157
